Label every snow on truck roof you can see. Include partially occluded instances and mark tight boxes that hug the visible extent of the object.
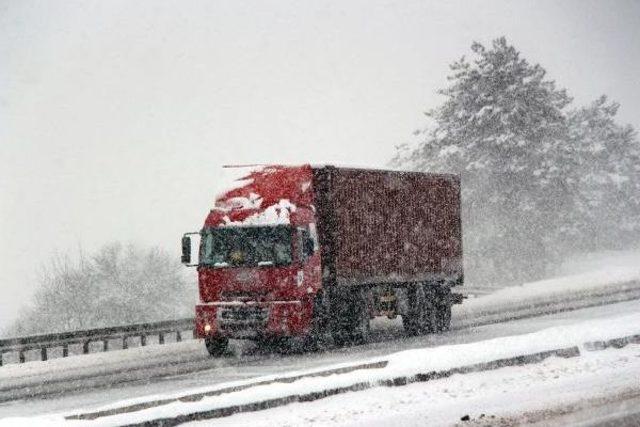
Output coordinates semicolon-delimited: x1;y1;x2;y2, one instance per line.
205;165;314;228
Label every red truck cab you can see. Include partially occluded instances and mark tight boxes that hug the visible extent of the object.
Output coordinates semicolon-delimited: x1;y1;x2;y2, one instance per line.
183;165;322;355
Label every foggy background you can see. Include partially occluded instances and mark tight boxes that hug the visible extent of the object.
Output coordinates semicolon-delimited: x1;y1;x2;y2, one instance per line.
2;0;640;331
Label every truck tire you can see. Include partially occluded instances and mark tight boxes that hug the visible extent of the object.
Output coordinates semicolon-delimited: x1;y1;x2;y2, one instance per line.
403;284;437;335
308;292;331;351
434;287;452;332
331;306;354;347
352;300;371;344
422;286;438;333
402;286;422;335
331;289;370;346
436;303;452;332
281;336;311;354
204;336;228;357
331;331;346;347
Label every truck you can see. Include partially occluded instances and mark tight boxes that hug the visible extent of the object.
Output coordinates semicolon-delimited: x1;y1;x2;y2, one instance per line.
181;165;464;356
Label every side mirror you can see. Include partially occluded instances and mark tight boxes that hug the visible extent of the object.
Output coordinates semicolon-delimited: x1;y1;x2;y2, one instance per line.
181;235;191;264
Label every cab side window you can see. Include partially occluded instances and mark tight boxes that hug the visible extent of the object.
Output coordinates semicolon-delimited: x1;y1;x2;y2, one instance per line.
298;227;315;260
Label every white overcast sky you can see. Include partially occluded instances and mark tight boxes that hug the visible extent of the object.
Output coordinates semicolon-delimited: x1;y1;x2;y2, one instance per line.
1;0;639;330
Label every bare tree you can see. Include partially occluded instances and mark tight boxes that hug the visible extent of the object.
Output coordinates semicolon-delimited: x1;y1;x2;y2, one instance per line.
7;243;195;336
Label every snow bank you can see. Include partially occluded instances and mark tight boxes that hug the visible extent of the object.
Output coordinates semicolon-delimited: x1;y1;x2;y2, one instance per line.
462;263;640;313
558;250;640;276
204;344;640;427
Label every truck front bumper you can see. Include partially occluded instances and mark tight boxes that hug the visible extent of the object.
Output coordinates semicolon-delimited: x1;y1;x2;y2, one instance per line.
195;300;313;339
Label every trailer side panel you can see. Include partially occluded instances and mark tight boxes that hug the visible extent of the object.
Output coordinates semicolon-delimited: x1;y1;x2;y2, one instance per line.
313;167;462;287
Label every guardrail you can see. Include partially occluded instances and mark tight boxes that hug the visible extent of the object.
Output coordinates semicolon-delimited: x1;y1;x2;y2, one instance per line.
0;318;195;366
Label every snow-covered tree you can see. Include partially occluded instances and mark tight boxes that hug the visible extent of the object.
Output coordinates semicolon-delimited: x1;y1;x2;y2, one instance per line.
7;243;195;336
394;37;639;285
563;96;640;250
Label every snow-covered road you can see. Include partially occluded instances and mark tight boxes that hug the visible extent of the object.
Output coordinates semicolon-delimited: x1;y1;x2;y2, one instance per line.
200;342;640;427
1;298;639;420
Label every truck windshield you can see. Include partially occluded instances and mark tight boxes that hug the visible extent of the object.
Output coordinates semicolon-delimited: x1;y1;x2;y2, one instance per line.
199;225;293;268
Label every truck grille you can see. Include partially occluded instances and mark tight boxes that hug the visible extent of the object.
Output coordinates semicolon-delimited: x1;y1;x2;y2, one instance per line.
217;305;269;336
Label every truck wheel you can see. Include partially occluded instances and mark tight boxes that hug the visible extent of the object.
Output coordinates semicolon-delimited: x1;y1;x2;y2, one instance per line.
331;299;371;347
204;336;228;357
402;315;419;335
435;287;452;332
352;302;371;344
402;286;423;335
437;303;452;332
403;285;437;335
332;313;369;346
280;336;311;354
307;292;330;351
332;330;350;347
422;286;438;334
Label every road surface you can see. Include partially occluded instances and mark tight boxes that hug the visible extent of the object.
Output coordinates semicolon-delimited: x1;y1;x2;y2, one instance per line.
1;298;639;419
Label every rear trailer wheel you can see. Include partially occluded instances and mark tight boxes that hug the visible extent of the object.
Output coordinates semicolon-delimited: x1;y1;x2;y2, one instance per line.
204;336;228;357
422;286;438;334
437;303;452;332
435;287;452;332
403;284;437;335
402;315;418;335
402;287;421;335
